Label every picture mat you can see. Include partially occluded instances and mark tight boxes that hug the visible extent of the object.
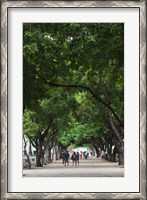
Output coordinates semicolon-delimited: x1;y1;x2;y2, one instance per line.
8;8;139;193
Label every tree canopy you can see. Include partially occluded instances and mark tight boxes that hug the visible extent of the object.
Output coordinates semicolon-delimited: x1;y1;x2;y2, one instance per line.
23;23;124;165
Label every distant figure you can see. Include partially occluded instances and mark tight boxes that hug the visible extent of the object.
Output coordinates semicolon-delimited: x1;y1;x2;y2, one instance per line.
64;151;70;166
83;151;85;158
76;152;80;165
71;152;77;165
80;151;83;159
87;152;89;158
84;151;88;159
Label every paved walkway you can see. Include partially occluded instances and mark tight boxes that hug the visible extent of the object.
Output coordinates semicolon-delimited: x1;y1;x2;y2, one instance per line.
23;157;124;177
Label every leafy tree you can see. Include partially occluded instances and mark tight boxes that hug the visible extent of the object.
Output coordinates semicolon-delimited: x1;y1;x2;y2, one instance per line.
23;23;124;165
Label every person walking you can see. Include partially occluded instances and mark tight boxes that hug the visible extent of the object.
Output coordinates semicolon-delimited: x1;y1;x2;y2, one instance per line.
64;151;70;166
84;151;88;159
76;152;80;165
71;152;77;165
80;151;83;159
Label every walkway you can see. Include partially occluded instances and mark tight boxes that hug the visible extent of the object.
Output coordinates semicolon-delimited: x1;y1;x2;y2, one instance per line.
23;157;124;177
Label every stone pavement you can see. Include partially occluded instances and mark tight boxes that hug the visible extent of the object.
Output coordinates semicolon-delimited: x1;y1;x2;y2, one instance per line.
23;157;124;177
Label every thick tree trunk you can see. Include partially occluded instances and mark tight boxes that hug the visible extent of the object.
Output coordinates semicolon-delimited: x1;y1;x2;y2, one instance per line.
35;144;43;167
117;145;124;165
23;136;31;169
52;146;55;161
36;153;42;167
113;138;124;165
55;152;58;160
109;116;124;165
95;148;99;158
24;151;31;169
107;147;112;161
92;144;100;158
48;147;52;163
29;139;32;156
55;143;59;160
35;120;53;166
41;150;45;166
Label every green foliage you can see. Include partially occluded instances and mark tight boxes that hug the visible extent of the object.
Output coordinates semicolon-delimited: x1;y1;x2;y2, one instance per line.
23;109;40;139
23;23;124;149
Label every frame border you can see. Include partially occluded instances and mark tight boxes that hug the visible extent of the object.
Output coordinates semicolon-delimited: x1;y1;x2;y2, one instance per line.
1;1;146;199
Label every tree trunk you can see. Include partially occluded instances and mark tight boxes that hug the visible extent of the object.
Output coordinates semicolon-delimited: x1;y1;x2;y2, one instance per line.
113;139;124;165
109;116;124;165
41;150;45;166
59;147;62;159
107;147;112;161
29;139;32;156
35;144;43;167
52;146;55;161
117;145;124;165
92;144;100;158
95;148;99;158
55;144;58;160
23;136;31;169
55;152;58;160
48;148;52;163
36;153;42;167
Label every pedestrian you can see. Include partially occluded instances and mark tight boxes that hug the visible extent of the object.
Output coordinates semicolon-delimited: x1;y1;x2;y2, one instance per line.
90;151;93;156
64;151;70;166
71;152;77;165
76;152;79;165
87;152;89;158
84;151;88;159
80;151;83;159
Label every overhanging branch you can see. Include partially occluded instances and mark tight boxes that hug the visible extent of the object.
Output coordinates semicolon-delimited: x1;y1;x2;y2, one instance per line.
38;73;123;127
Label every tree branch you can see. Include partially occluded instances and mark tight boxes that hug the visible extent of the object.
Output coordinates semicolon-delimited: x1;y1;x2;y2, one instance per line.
38;73;123;127
41;118;53;140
